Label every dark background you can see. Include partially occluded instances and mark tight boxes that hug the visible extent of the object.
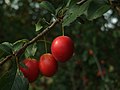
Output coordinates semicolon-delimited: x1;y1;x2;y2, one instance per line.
0;0;120;90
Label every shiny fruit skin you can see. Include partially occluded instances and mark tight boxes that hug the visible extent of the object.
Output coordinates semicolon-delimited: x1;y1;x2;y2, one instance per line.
51;36;74;62
19;58;39;83
39;53;58;77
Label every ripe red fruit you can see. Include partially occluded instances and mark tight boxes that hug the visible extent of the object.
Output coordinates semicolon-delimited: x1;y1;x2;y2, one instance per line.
19;58;39;83
39;53;58;77
51;36;74;62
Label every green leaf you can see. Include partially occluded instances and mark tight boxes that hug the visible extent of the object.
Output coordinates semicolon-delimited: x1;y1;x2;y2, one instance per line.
40;1;55;14
86;1;110;20
25;43;37;58
0;58;17;90
62;0;92;26
66;0;72;8
13;39;28;52
35;23;43;32
19;62;28;69
0;42;13;55
55;6;63;16
0;50;4;58
11;73;29;90
0;60;12;76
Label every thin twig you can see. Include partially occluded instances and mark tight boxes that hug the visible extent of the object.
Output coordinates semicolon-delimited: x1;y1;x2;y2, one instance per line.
0;55;13;66
93;54;104;80
37;40;51;44
76;0;87;5
93;54;109;90
0;19;60;66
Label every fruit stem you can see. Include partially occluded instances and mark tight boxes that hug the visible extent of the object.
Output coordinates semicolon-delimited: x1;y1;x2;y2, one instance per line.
37;40;51;44
15;56;19;68
44;36;48;53
93;54;104;80
62;26;65;36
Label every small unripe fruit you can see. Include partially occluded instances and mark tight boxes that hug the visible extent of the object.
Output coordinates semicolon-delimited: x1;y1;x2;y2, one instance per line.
39;53;58;77
97;69;106;77
100;60;105;64
19;58;39;83
51;36;74;62
88;49;94;56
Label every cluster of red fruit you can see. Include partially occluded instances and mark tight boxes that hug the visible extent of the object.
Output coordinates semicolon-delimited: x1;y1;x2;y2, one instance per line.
19;36;74;83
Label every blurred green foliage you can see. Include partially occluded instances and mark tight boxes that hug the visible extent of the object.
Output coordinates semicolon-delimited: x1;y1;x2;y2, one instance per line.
0;0;120;90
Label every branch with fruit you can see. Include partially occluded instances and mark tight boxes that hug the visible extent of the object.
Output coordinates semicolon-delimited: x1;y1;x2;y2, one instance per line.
0;0;116;89
0;15;75;83
0;18;60;66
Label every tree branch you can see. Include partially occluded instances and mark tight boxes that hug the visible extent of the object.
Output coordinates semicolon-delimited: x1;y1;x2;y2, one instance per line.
109;0;120;15
0;19;60;66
